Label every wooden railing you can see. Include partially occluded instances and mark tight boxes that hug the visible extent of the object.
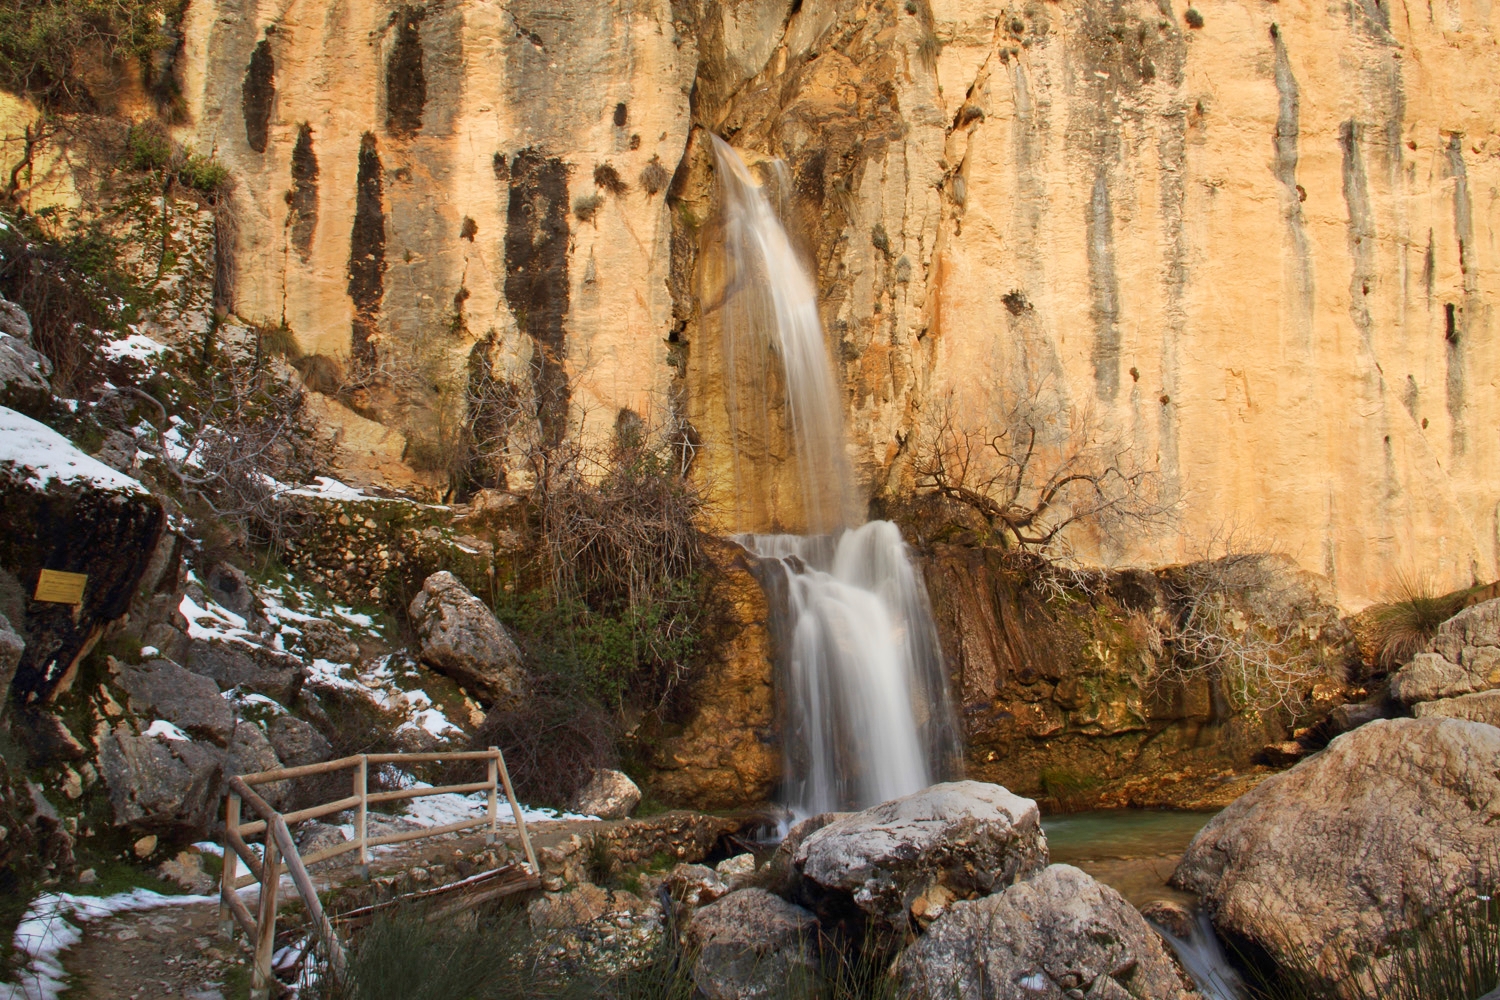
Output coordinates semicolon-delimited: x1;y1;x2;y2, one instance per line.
219;747;539;997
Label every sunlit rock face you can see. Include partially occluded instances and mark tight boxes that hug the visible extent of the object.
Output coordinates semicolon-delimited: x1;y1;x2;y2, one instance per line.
174;0;1500;606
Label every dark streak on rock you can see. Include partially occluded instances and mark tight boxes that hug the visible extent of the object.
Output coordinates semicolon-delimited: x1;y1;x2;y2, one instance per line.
386;7;427;139
1087;171;1121;401
504;149;571;447
349;132;386;371
1340;120;1376;349
241;39;274;154
1272;26;1315;342
1445;134;1473;456
287;123;318;261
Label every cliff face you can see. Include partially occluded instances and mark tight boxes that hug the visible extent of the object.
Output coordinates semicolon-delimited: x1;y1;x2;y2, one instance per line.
167;0;1500;606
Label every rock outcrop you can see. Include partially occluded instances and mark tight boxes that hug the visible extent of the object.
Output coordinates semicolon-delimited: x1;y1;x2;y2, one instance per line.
793;781;1047;938
110;658;235;744
901;864;1197;1000
570;768;641;820
1411;688;1500;726
0;406;166;703
1392;599;1500;706
408;571;525;706
688;889;822;1000
1172;718;1500;987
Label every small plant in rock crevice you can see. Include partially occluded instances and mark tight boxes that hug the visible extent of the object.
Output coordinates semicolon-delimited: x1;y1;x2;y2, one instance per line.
1360;573;1478;670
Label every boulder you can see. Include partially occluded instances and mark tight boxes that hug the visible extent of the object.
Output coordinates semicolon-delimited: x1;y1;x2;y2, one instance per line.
225;722;288;809
900;865;1197;1000
0;610;23;705
688;889;821;1000
1411;688;1500;726
185;638;302;702
267;714;333;767
665;863;730;911
0;297;49;404
527;882;612;929
571;768;641;819
111;657;234;743
1172;718;1500;988
98;720;224;832
205;562;256;617
408;571;525;705
1390;651;1485;705
292;618;361;664
295;820;348;855
1;406;165;704
793;781;1047;938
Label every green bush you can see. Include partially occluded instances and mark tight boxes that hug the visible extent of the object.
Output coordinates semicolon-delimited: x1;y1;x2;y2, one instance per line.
1363;575;1476;669
0;0;184;107
125;124;230;194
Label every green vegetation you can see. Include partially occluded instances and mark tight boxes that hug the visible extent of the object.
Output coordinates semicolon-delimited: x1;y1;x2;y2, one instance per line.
1362;575;1480;669
1241;891;1500;1000
126;123;230;194
0;0;184;107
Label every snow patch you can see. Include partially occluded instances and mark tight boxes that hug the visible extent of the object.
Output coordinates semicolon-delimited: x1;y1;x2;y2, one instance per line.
101;332;167;362
144;720;189;742
178;594;258;648
0;406;145;494
400;786;596;827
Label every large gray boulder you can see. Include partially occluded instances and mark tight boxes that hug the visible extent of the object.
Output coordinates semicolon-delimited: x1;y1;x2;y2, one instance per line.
98;720;224;832
267;714;333;767
226;722;288;809
688;888;822;999
570;768;641;819
1412;688;1500;726
0;296;49;401
793;781;1047;938
185;638;302;702
1172;718;1500;989
900;865;1197;1000
111;657;234;743
408;571;525;705
1390;651;1486;704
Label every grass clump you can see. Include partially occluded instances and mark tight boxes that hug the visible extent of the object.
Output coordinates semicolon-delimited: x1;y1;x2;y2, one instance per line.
0;0;184;108
1361;574;1478;669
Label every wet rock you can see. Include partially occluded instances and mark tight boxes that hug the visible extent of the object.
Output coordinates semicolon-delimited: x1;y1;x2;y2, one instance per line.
1172;718;1500;989
98;721;224;832
901;865;1196;1000
1;409;166;704
0;610;22;705
1412;688;1500;726
408;571;525;705
793;781;1047;938
688;888;821;1000
266;714;332;767
571;768;641;820
111;657;235;743
1138;899;1195;940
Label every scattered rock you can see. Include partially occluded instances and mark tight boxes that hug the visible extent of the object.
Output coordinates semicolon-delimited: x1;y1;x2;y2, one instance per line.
715;853;756;883
571;769;641;820
292;618;361;664
1172;718;1500;989
688;889;821;1000
134;834;159;858
266;714;332;768
294;820;348;856
793;781;1047;938
78;868;97;885
111;658;234;743
529;882;612;929
98;721;223;832
1411;688;1500;726
665;863;729;911
158;850;215;893
408;571;525;705
900;864;1196;1000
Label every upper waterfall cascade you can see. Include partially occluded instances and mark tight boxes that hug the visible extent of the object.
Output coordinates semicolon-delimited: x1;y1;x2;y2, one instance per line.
710;136;960;816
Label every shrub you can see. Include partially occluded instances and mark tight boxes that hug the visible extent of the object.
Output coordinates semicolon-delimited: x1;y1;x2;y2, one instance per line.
470;673;619;809
0;0;183;107
1363;575;1473;670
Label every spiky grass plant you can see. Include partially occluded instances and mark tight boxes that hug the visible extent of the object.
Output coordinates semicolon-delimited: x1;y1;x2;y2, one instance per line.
1363;574;1475;669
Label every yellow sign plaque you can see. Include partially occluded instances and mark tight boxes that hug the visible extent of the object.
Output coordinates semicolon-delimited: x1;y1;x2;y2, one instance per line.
34;569;88;605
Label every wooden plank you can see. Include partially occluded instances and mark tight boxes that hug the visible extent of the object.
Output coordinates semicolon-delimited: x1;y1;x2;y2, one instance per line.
220;880;258;939
495;747;539;871
364;816;487;848
226;828;263;871
219;792;241;939
251;832;280;998
238;755;361;784
364;751;499;764
365;781;491;806
333;865;539;929
237;794;362;837
270;815;347;975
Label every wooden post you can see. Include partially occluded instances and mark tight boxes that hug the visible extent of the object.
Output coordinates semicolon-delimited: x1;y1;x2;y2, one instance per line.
220;791;240;940
495;747;538;872
270;815;347;976
251;829;281;999
355;754;369;872
486;749;499;845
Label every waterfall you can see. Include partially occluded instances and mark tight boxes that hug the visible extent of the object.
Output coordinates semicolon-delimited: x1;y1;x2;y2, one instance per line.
710;136;960;816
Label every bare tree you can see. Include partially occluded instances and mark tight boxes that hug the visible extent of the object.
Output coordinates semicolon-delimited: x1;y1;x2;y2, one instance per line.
912;382;1173;554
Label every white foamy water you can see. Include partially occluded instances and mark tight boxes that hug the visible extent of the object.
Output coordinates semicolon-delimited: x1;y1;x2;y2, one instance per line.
712;137;959;815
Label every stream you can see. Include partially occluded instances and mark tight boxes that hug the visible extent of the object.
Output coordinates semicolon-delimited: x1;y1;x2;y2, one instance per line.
1041;810;1247;999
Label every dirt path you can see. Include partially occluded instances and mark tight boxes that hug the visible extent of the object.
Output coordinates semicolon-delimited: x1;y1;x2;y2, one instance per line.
55;819;599;1000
